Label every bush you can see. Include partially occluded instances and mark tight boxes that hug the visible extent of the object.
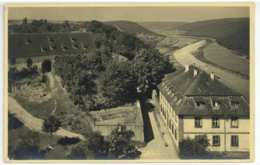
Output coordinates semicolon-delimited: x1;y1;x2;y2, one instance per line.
179;135;209;158
42;116;61;134
8;131;44;160
67;145;88;160
41;59;52;73
57;137;80;146
8;113;24;130
107;125;141;159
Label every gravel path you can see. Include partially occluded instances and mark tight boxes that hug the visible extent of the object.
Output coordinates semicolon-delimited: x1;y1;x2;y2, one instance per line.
9;96;85;140
140;108;179;159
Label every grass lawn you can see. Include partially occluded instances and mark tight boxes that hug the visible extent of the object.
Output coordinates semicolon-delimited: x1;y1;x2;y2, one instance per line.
14;95;55;120
201;42;249;78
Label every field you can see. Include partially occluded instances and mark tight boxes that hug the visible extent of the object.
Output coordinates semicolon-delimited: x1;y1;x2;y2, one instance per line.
202;42;249;77
177;18;249;55
9;32;96;58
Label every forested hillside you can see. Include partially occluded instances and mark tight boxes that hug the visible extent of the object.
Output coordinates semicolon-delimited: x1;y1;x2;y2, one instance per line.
106;21;164;46
177;18;249;55
106;21;160;36
140;21;186;33
9;18;82;33
54;21;174;111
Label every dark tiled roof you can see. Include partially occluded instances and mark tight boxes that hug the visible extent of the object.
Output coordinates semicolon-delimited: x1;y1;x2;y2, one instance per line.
9;33;96;58
177;96;249;118
158;66;249;118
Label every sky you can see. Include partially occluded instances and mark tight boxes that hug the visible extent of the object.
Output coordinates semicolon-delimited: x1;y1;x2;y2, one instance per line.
8;6;250;22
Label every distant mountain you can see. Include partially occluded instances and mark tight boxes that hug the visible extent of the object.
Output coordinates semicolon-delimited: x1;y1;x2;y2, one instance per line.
106;21;161;36
177;18;249;55
139;21;187;33
106;21;164;46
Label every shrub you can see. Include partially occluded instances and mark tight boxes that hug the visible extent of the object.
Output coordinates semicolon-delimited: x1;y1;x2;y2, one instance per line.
8;113;24;130
26;57;33;69
57;137;80;146
8;131;44;160
179;135;209;158
41;59;52;73
67;145;88;160
42;116;61;134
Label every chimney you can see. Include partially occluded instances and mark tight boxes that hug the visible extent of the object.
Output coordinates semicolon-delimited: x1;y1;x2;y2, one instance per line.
210;72;215;80
193;69;198;77
185;65;189;72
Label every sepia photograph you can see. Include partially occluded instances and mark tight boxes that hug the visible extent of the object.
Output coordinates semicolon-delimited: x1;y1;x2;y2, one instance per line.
4;3;254;162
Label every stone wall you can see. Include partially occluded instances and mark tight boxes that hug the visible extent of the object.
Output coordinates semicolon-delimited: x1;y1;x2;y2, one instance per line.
90;101;144;142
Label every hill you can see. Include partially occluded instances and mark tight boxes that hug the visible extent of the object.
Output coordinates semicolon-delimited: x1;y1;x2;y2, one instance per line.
139;21;186;33
106;21;164;46
106;21;160;36
177;18;249;55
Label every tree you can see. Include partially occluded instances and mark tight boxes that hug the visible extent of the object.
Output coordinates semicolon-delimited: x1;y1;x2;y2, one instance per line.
67;145;88;160
9;131;44;159
26;57;33;69
132;48;174;95
107;125;141;159
22;17;28;25
9;57;16;65
67;141;97;160
41;74;48;83
179;135;209;158
87;132;109;158
64;20;71;32
41;59;52;73
100;60;137;107
8;113;23;130
42;116;61;135
52;21;174;111
57;137;80;146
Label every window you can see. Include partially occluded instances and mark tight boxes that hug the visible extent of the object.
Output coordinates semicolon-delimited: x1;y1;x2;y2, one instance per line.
231;117;239;128
213;101;221;110
195;135;201;139
212;135;220;146
231;101;239;109
195;101;206;108
231;135;239;147
194;117;202;128
212;117;220;128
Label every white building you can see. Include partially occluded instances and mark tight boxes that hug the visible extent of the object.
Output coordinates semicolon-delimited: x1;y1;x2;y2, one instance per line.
158;65;250;153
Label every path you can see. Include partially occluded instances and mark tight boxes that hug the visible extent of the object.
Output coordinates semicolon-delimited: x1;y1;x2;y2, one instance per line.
140;107;179;159
8;96;85;140
173;40;249;99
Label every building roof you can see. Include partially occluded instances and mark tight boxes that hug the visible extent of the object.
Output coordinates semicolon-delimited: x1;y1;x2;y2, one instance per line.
9;33;96;58
158;66;249;118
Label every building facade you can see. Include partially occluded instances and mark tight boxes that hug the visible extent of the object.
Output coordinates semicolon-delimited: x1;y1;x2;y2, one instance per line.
158;65;250;153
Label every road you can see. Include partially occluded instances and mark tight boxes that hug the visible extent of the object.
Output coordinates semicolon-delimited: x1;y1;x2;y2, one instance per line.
173;40;249;99
8;96;85;140
140;108;179;160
